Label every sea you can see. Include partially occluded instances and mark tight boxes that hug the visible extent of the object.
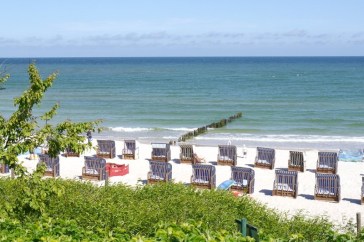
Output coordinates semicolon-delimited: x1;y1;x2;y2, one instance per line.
1;57;363;150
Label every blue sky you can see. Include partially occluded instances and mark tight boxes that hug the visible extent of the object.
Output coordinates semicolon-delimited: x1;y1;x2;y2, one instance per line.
1;0;364;57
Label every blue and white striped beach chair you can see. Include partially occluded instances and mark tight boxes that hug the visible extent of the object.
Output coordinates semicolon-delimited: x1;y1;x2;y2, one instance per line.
255;147;275;169
122;140;138;159
230;166;255;194
151;143;171;162
179;144;194;164
288;151;305;172
272;170;298;198
38;154;60;177
191;164;216;189
147;160;172;184
314;173;340;202
316;151;338;174
96;140;116;159
0;162;9;174
82;156;107;181
217;145;237;166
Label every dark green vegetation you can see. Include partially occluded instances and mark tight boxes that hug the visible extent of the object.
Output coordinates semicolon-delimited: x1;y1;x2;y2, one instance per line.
0;178;362;241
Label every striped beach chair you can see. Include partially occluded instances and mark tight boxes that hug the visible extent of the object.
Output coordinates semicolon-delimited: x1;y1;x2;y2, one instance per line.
230;167;255;194
217;145;237;166
96;140;116;159
272;170;298;198
151;143;171;162
255;147;275;169
147;160;172;184
191;164;216;189
38;154;60;177
314;173;340;202
288;151;305;172
179;144;194;164
0;162;9;174
316;151;338;174
122;140;138;159
82;156;107;181
65;146;80;157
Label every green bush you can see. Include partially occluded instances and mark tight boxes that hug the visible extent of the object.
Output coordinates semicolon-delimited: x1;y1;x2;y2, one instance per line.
0;177;362;241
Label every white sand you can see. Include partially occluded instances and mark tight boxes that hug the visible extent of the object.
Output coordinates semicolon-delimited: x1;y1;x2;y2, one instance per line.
16;140;364;225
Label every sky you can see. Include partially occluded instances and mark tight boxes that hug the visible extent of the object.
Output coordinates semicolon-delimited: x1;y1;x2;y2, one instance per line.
1;0;364;57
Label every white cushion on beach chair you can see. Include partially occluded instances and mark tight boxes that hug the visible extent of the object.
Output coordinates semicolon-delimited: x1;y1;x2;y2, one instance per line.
276;183;293;191
258;159;269;164
194;179;209;184
150;174;164;180
86;169;99;175
220;156;232;161
317;188;335;196
234;179;248;187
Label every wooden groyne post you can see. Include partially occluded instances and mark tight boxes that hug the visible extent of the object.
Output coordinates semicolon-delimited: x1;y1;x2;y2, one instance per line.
177;112;242;142
357;212;362;237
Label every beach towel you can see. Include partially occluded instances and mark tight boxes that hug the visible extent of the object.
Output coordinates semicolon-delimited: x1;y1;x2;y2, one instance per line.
338;149;364;162
217;180;235;190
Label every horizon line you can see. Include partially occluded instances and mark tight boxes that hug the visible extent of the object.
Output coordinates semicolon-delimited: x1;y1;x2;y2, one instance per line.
1;55;364;59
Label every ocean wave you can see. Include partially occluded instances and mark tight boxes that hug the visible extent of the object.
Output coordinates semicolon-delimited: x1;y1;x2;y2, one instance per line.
195;134;364;143
110;127;153;132
165;127;196;132
162;136;179;140
109;127;195;132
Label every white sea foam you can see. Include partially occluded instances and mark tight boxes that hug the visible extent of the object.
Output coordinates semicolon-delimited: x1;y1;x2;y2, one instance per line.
162;136;178;140
195;134;364;143
110;127;153;132
165;127;196;132
110;127;194;132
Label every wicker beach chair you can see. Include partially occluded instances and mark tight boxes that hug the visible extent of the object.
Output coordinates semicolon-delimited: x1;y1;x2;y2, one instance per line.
64;146;80;157
151;143;171;162
272;170;298;198
217;145;237;166
0;162;9;174
96;140;116;159
314;173;340;202
316;151;338;174
230;167;255;194
288;151;305;172
254;147;275;169
82;156;107;181
191;164;216;189
179;144;194;164
147;160;172;184
38;154;60;177
122;140;138;159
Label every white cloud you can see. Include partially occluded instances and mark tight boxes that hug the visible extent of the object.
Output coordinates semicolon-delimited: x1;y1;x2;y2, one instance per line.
1;30;364;57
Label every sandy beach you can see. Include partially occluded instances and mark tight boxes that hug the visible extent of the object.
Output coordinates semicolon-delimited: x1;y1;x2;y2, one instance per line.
15;139;364;226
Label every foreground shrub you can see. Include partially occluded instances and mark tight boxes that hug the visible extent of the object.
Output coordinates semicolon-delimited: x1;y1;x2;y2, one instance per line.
0;218;250;241
0;177;361;241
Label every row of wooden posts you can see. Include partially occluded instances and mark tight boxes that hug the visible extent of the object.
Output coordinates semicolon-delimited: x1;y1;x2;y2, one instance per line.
177;112;243;142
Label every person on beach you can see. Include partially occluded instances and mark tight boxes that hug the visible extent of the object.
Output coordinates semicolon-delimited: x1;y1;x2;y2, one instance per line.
87;130;92;143
193;153;206;163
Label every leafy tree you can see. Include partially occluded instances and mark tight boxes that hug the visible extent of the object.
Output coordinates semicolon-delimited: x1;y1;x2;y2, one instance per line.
0;63;102;219
0;63;102;176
